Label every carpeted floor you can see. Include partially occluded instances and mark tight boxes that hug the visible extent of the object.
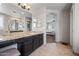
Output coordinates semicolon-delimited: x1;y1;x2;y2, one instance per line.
30;43;75;56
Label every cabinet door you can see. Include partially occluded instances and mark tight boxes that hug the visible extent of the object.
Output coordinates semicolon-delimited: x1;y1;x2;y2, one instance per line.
17;42;23;56
15;38;24;56
39;35;43;46
23;39;33;56
33;39;38;50
33;34;43;50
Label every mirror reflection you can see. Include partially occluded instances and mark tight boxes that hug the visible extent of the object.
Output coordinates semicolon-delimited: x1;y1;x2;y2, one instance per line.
8;17;32;33
7;17;23;32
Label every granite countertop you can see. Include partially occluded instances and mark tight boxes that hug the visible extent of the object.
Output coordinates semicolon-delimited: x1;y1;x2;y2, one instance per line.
0;32;43;42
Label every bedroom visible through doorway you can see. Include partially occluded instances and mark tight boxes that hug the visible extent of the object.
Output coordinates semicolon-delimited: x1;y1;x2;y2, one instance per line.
46;13;56;43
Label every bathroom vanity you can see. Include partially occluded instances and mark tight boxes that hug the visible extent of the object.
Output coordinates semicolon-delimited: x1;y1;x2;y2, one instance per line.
0;32;43;56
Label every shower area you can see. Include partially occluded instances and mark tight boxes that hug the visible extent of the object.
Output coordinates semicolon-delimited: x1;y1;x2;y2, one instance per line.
46;13;56;43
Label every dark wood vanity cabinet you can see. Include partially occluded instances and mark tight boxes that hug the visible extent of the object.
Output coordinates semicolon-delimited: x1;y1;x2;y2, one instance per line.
33;34;43;50
0;34;43;56
39;35;43;46
0;40;15;48
22;34;43;56
22;38;33;56
15;37;33;56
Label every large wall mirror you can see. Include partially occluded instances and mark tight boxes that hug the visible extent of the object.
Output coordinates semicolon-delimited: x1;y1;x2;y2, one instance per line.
8;17;24;32
8;17;32;33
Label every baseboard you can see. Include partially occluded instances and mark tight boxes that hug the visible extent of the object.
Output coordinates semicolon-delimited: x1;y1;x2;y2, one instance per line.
62;42;69;45
59;41;70;45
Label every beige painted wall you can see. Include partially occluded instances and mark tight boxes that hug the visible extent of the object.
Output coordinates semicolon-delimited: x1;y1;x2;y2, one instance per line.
59;8;70;43
73;3;79;54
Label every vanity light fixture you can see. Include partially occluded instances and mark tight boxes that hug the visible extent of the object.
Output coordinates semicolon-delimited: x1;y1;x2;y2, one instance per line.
18;3;31;11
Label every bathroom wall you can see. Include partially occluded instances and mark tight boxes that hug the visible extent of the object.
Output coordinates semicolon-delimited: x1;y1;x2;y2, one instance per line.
0;14;4;29
32;7;46;32
0;3;32;34
0;13;10;35
73;3;79;54
59;7;71;43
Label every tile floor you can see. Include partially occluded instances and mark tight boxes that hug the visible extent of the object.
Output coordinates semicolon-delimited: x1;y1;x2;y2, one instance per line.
30;43;75;56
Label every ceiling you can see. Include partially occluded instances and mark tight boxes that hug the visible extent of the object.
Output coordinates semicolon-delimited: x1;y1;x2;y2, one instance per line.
12;3;71;15
12;3;68;10
0;3;71;19
31;3;69;10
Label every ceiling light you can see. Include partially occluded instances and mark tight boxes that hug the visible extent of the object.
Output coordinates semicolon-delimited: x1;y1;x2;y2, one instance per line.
18;3;31;11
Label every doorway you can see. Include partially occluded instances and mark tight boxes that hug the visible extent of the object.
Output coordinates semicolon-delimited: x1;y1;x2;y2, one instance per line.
46;13;56;43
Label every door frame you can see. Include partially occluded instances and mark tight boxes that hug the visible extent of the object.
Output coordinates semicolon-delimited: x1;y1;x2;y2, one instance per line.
44;9;60;44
